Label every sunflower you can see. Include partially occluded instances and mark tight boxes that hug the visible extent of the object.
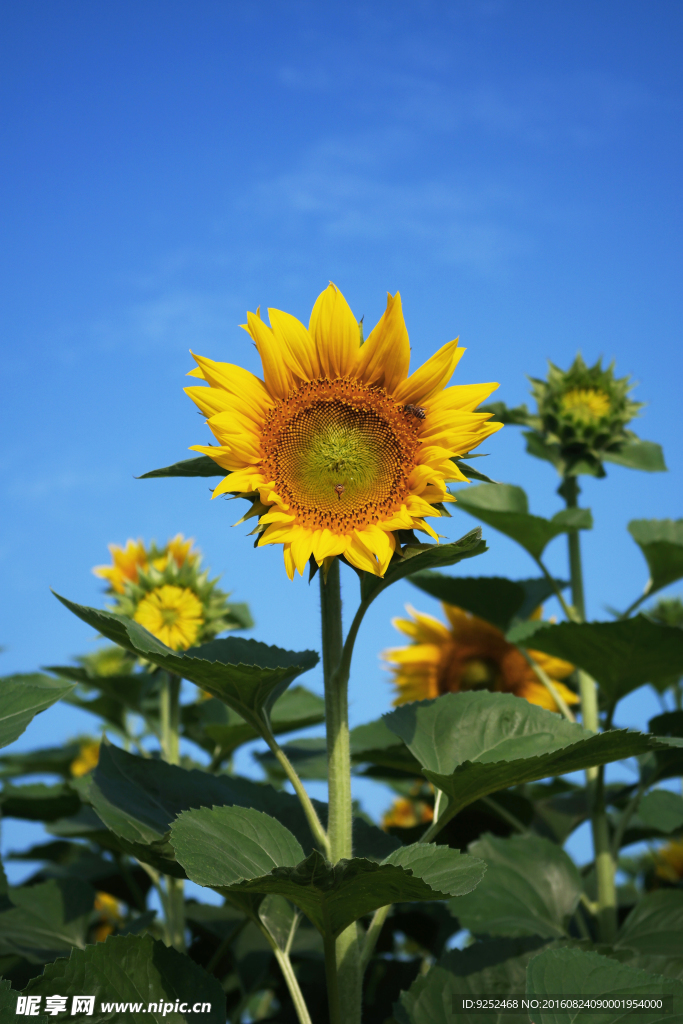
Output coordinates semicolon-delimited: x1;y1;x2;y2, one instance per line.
185;284;501;579
655;838;683;883
382;795;434;831
94;535;252;651
70;740;101;778
92;892;124;943
384;603;578;713
133;584;204;650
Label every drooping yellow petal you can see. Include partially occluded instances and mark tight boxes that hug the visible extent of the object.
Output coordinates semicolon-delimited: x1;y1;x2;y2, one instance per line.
184;386;233;418
289;527;315;576
308;283;360;379
394;341;466;405
244;311;296;401
354;291;410;393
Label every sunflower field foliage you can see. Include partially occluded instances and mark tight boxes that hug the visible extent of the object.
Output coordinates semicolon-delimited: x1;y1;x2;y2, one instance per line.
1;284;683;1024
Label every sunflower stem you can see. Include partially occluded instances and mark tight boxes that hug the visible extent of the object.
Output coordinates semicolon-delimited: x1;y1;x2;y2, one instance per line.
561;476;617;943
262;729;330;857
320;559;362;1024
159;672;185;951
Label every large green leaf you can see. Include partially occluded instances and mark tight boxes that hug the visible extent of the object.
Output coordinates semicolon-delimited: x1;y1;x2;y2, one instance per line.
397;938;547;1024
359;528;487;603
87;742;317;854
454;484;592;559
0;674;75;750
20;933;226;1023
350;717;423;775
0;743;83;780
0;879;94;963
519;616;683;706
54;593;317;732
407;574;567;631
171;805;484;937
184;685;325;759
453;834;581;939
0;783;81;822
635;790;683;834
614;892;683;981
603;439;667;473
138;454;222;478
629;519;683;595
383;692;660;824
526;947;683;1024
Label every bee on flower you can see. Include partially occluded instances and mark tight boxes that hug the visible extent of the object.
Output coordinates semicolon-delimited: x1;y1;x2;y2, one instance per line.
184;283;502;579
93;535;252;651
384;603;578;713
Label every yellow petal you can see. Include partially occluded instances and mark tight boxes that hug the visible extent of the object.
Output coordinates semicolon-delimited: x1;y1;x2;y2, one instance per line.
184;385;233;418
244;311;295;401
268;308;320;381
283;545;296;581
345;534;381;575
190;353;273;419
311;528;348;562
308;283;360;379
394;341;466;405
426;382;500;414
354;291;410;393
290;528;315;576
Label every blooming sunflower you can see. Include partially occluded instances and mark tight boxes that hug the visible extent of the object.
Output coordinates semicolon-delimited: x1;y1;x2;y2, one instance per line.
92;892;124;943
382;794;434;831
70;740;101;778
655;838;683;883
384;603;578;713
94;535;252;651
185;284;501;579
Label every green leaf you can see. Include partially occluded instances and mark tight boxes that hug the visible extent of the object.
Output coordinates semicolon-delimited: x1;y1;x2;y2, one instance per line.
383;692;660;823
186;685;325;759
454;484;592;560
526;947;682;1024
398;938;547;1024
171;806;484;937
138;454;223;478
0;674;75;750
603;439;667;473
521;615;683;706
453;458;500;485
53;593;318;732
453;834;581;939
21;933;226;1023
629;519;683;595
359;528;487;603
0;783;81;822
87;742;319;856
407;574;567;631
0;743;82;780
615;891;683;982
350;717;423;776
0;879;94;963
636;790;683;833
258;895;299;952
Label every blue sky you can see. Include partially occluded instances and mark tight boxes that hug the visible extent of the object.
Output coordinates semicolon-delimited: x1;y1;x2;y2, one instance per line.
1;1;682;859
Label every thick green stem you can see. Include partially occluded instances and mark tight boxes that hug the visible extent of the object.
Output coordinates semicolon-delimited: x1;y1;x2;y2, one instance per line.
561;477;617;943
159;673;185;951
320;560;362;1024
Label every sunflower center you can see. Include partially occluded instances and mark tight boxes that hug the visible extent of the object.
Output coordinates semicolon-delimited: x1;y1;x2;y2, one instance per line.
261;377;421;532
560;387;611;423
439;654;500;694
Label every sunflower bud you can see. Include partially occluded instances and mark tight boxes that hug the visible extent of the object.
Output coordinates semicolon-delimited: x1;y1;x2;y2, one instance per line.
527;354;643;476
93;535;252;651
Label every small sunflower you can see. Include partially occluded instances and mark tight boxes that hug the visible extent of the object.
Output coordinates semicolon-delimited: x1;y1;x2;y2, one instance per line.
94;535;252;651
70;740;101;778
382;794;434;831
384;603;578;713
92;891;124;943
655;838;683;883
185;284;501;579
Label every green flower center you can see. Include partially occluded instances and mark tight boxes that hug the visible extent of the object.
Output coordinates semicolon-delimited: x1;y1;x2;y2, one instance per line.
560;387;611;423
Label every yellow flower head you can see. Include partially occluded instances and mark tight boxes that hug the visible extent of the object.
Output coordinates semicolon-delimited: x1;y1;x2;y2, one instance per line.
655;838;683;883
92;891;124;943
384;603;578;713
382;795;434;831
133;584;204;651
93;539;148;594
70;740;101;778
185;284;501;579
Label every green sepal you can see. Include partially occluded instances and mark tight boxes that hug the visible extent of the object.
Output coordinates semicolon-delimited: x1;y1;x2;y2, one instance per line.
138;455;222;478
603;439;667;472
